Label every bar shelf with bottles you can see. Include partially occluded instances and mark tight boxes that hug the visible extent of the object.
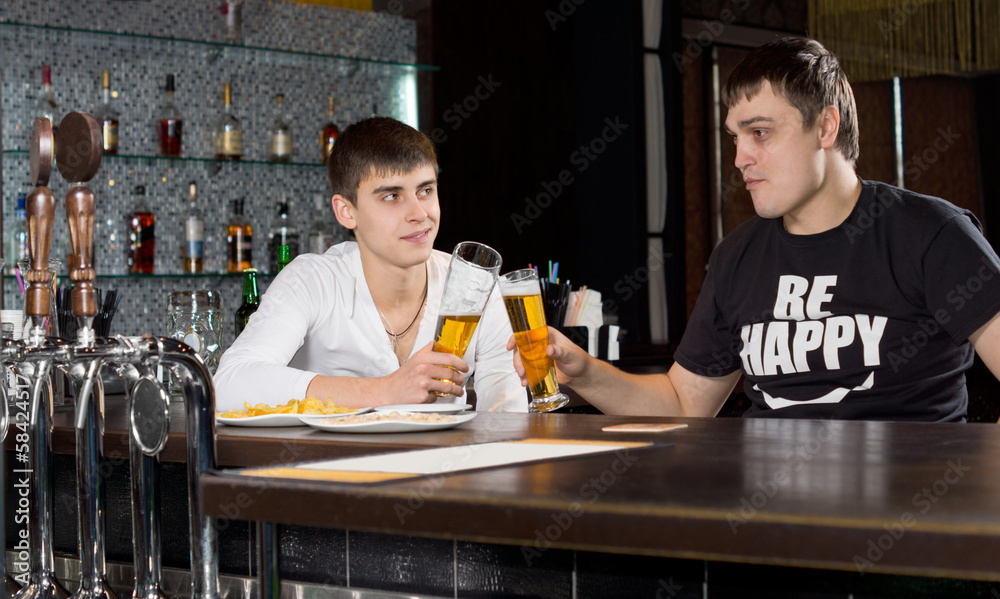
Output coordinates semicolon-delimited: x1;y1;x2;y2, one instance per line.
0;1;420;342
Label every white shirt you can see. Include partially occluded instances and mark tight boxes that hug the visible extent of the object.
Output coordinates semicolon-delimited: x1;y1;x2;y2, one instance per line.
213;242;527;413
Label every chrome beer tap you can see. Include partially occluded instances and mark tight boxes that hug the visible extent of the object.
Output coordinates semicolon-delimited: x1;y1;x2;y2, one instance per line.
13;117;70;599
58;112;117;599
9;111;221;599
125;340;170;599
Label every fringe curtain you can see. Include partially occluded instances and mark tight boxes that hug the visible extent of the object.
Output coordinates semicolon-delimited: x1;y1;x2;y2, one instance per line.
808;0;999;81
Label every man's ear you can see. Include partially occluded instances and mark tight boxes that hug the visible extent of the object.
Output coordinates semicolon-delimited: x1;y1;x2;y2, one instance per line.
332;194;356;230
818;105;841;150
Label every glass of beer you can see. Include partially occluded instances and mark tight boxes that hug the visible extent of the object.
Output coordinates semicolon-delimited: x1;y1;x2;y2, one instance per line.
498;268;570;412
431;242;503;395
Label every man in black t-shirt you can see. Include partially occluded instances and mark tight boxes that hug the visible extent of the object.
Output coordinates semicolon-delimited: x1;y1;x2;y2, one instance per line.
508;37;1000;421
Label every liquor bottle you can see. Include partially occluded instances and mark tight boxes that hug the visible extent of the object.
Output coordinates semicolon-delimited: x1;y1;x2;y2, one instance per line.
320;96;340;164
227;198;252;273
267;200;300;273
157;74;183;157
270;94;292;163
126;185;155;274
219;0;243;45
278;245;291;272
306;194;336;254
235;268;259;337
4;189;29;276
182;181;205;273
214;82;243;161
95;69;119;154
34;64;60;130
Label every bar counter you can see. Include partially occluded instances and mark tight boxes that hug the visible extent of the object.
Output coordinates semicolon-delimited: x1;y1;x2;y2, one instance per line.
10;401;1000;597
200;412;1000;582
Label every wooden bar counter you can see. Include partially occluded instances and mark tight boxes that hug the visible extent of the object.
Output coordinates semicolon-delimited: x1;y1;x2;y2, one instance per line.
10;400;1000;596
199;412;1000;582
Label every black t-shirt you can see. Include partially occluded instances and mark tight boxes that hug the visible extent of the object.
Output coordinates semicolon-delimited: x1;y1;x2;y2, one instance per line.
674;180;1000;421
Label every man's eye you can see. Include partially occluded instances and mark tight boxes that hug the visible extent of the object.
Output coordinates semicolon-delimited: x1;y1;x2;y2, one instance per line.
419;187;434;196
754;130;767;138
383;193;398;202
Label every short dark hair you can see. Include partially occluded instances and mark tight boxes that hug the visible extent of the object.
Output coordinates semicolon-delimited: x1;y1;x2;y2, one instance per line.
723;37;859;166
327;116;438;205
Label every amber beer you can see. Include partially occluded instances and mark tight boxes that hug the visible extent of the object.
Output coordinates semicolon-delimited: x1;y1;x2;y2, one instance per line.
503;292;561;402
432;313;481;358
431;313;482;394
498;269;568;411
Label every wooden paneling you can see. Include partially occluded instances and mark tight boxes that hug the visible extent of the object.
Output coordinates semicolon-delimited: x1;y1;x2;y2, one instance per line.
682;52;709;317
681;0;807;32
901;77;982;218
853;80;896;185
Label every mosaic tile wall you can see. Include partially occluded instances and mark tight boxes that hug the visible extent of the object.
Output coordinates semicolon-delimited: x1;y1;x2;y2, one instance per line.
0;0;420;349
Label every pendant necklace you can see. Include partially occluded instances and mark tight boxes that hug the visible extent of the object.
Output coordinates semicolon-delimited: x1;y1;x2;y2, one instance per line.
374;278;428;362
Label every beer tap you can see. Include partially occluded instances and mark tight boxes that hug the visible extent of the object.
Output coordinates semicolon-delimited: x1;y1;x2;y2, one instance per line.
8;111;220;599
14;117;70;599
57;112;118;599
126;339;169;599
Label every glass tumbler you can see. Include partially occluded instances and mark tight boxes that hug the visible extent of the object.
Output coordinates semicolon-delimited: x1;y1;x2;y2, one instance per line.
167;290;223;373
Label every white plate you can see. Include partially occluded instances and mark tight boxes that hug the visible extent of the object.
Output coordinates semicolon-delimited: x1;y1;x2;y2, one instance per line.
302;411;477;434
373;403;472;414
216;407;372;427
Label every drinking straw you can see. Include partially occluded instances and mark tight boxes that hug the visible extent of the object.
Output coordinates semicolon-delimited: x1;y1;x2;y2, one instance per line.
14;268;25;297
568;285;587;325
552;262;559;285
548;260;553;282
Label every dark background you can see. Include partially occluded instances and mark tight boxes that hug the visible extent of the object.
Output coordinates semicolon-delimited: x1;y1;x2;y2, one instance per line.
427;0;665;345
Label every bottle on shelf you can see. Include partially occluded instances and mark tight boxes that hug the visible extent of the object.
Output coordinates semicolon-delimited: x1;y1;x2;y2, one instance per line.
219;0;243;45
321;96;340;164
270;94;293;163
182;181;205;274
227;198;253;273
95;69;119;154
214;82;243;161
34;64;60;132
267;199;300;273
157;74;183;157
278;245;291;272
4;187;29;276
306;194;336;255
235;268;259;337
126;185;155;274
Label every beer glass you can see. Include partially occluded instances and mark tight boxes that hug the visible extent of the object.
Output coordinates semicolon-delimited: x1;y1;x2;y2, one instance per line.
167;290;223;373
499;268;570;412
432;242;503;395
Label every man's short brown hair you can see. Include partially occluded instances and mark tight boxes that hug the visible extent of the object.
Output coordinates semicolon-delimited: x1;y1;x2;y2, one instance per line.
723;37;859;166
327;116;438;205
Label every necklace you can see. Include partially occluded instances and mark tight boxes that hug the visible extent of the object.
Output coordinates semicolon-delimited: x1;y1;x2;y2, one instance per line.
374;278;428;359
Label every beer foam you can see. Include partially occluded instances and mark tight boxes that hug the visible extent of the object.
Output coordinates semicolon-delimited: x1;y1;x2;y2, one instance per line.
500;278;541;296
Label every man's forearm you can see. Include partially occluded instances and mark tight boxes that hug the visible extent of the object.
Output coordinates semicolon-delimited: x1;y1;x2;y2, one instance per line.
569;360;682;416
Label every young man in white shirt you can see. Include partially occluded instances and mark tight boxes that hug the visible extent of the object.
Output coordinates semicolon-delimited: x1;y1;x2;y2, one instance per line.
215;117;526;412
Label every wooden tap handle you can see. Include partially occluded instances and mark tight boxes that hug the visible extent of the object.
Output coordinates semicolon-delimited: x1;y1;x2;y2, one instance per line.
25;187;56;319
55;112;102;184
66;186;97;318
30;117;53;188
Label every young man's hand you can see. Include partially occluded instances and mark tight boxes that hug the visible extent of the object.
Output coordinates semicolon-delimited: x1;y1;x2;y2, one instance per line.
378;341;469;403
506;326;592;388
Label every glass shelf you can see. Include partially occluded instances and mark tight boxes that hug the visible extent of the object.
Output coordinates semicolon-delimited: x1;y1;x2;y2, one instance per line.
1;149;325;169
0;20;438;72
95;272;277;279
